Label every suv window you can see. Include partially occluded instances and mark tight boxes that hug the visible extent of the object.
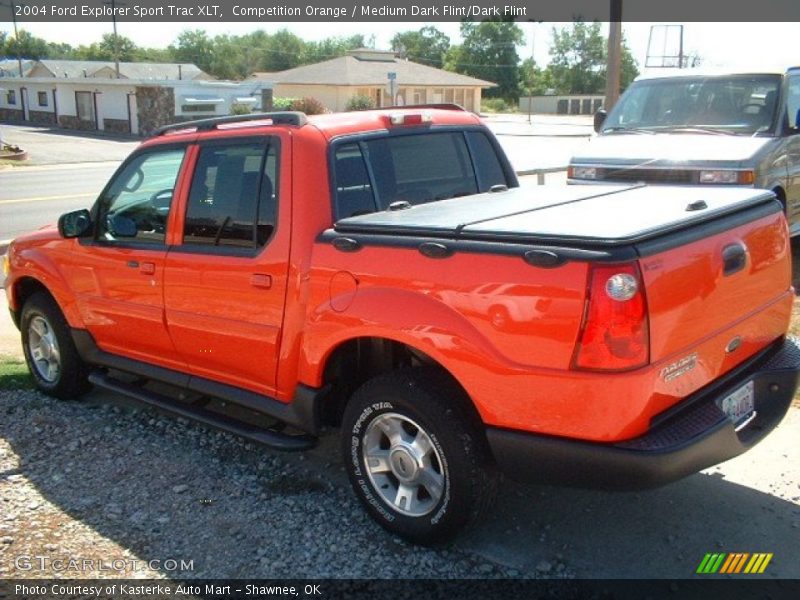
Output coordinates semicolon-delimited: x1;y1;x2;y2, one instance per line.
332;131;507;219
183;140;279;250
97;148;186;245
787;75;800;130
604;74;782;134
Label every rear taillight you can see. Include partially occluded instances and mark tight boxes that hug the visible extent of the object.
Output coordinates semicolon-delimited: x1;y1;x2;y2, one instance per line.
572;262;650;371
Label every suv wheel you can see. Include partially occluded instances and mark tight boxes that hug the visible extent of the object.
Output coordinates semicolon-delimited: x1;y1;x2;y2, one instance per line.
341;368;497;544
21;292;90;399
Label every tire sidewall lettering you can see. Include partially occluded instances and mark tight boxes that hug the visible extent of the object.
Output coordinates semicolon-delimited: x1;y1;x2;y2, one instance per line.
349;399;451;526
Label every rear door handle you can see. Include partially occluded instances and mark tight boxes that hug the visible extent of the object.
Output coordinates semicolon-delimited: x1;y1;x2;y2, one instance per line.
250;274;273;289
126;260;156;275
722;243;747;277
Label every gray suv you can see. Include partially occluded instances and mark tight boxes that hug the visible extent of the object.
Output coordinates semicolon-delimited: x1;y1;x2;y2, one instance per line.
568;67;800;235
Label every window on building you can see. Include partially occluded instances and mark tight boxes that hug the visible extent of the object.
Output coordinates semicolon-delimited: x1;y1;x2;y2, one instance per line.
412;89;426;104
445;89;455;103
183;140;279;251
181;104;217;113
75;91;94;122
38;91;48;107
7;90;16;105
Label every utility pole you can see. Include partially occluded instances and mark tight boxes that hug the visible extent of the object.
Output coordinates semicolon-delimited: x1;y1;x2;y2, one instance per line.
604;0;622;111
103;0;122;78
8;0;25;77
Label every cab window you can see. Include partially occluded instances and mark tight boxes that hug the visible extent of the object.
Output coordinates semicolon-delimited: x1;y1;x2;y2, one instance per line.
787;75;800;130
96;148;186;245
183;140;279;251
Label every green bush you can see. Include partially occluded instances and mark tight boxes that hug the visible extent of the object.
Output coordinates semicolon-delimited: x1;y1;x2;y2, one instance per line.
272;97;297;110
346;94;376;111
229;102;252;116
289;97;328;115
481;98;511;113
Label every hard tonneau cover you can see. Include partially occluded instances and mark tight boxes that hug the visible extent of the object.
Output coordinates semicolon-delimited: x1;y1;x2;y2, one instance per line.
333;184;779;247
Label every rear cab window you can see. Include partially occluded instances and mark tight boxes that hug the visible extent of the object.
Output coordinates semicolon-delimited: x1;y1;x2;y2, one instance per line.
332;129;509;220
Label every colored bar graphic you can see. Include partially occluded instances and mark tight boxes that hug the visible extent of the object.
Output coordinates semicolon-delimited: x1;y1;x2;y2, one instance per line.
698;552;773;575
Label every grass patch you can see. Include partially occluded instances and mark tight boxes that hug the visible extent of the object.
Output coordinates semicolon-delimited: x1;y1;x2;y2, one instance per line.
0;354;33;391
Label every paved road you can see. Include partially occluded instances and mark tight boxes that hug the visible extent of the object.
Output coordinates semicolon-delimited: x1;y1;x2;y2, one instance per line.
0;162;119;241
1;123;138;165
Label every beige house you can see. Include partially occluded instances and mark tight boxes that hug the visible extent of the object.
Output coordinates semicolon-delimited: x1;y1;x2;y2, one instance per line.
252;49;495;113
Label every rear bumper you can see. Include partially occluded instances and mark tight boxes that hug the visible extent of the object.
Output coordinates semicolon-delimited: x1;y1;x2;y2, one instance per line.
487;336;800;490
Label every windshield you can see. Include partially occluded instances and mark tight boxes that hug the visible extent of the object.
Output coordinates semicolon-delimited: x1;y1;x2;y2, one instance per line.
602;74;782;135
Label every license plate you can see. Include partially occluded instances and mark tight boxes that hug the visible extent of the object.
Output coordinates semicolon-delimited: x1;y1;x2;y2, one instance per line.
718;381;755;426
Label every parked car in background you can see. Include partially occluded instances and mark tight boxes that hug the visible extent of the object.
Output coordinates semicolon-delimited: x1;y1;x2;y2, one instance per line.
568;67;800;235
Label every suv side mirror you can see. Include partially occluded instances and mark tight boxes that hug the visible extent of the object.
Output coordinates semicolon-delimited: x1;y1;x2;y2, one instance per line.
57;209;92;238
106;214;138;238
593;109;608;133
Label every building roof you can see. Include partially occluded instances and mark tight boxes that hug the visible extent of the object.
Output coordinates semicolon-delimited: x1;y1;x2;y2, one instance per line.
0;59;34;78
252;49;495;88
31;60;210;80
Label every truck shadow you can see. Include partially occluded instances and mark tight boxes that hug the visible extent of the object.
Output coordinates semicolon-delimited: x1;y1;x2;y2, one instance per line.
2;389;798;579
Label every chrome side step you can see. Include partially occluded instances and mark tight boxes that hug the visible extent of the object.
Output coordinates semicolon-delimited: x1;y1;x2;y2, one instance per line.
89;371;316;451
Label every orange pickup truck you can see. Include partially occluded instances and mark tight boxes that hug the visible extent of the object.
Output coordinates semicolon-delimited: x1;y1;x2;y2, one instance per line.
4;107;800;544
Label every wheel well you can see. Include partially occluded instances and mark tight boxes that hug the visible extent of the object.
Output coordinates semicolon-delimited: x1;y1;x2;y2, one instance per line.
11;277;53;326
320;337;479;428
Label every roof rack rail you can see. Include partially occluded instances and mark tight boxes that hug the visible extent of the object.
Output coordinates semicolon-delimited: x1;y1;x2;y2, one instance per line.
151;111;308;138
381;103;467;112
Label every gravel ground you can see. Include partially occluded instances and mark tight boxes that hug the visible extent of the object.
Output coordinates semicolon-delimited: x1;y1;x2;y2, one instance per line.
0;389;570;580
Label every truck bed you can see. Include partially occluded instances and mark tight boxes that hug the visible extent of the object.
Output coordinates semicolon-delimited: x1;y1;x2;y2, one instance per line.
333;184;779;247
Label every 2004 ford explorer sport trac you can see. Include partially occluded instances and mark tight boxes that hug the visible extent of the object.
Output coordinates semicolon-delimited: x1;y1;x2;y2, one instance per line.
4;106;800;544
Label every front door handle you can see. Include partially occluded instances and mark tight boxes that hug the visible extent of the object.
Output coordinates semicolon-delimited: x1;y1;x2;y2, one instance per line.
140;262;156;275
250;274;272;289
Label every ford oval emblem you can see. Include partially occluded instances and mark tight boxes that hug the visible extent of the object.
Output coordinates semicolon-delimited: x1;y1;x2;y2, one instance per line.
726;336;742;353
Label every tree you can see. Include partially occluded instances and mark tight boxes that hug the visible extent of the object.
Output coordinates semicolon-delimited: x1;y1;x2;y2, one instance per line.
546;21;606;94
5;30;50;60
259;29;306;71
304;34;370;64
445;20;524;102
544;22;639;95
390;26;450;67
169;30;215;73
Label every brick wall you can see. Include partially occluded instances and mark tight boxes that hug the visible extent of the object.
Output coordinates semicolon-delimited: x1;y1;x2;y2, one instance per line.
0;108;24;122
136;86;176;137
28;110;57;125
103;118;131;135
58;115;97;132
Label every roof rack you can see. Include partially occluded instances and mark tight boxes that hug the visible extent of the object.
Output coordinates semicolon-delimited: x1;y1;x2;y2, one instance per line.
151;111;308;138
381;103;467;112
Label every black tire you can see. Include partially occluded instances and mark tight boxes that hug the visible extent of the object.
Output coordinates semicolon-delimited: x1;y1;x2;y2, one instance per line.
20;292;91;400
341;367;497;545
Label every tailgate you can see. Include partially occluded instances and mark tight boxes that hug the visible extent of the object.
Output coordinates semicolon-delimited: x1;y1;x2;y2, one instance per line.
638;206;791;370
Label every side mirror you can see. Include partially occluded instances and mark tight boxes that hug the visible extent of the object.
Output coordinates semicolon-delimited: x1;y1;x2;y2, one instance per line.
593;109;608;133
105;214;137;238
57;209;92;239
